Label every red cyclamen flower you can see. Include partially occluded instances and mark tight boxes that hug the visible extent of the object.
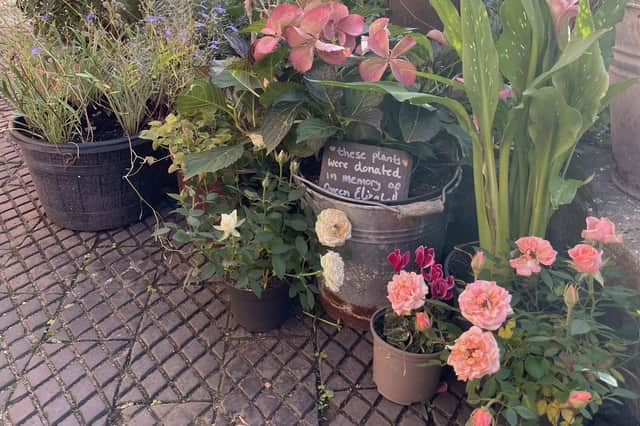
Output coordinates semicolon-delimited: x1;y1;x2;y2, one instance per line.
415;245;435;269
387;249;410;272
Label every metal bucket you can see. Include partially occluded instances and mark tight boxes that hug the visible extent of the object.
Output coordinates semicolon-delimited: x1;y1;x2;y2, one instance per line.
295;166;462;330
610;0;640;199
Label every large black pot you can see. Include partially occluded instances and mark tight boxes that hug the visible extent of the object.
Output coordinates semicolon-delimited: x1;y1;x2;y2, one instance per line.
9;117;165;231
227;283;291;333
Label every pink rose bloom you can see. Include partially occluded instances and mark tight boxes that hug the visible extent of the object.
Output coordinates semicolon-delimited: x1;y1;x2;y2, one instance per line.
568;244;603;275
509;236;557;276
386;271;428;315
415;312;432;331
458;280;513;331
567;390;592;409
447;326;500;381
581;216;623;244
468;407;493;426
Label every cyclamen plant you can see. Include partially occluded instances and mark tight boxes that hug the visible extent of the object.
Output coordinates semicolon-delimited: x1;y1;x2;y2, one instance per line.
381;246;461;354
449;217;639;426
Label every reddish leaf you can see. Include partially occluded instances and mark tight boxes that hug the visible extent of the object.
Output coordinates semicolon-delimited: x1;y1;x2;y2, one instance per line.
338;13;364;36
315;40;349;64
284;25;313;48
389;58;416;85
252;36;280;61
390;35;416;58
299;3;333;36
367;26;390;58
426;29;447;45
263;3;303;35
368;17;389;36
289;46;315;72
358;57;388;82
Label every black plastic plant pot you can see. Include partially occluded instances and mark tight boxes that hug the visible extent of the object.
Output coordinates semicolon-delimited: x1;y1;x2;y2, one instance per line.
9;117;165;231
227;282;291;333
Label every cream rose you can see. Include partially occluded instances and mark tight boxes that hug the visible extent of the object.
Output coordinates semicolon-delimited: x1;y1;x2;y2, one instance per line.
321;251;345;292
315;209;352;248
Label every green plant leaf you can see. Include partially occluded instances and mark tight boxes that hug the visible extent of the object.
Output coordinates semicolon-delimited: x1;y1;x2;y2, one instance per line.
571;318;591;335
240;19;266;33
513;405;537;420
430;0;463;55
549;174;593;209
597;371;618;387
601;78;639;112
460;0;501;142
200;263;217;280
296;118;338;144
525;29;611;93
503;407;518;426
295;236;308;257
176;78;227;118
260;82;305;108
525;357;545;379
272;255;286;278
260;102;301;154
288;219;308;231
496;0;532;96
183;145;244;180
611;388;640;399
398;104;442;143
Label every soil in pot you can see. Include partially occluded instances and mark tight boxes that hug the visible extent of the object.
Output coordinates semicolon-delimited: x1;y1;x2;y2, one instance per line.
370;308;443;405
227;281;291;333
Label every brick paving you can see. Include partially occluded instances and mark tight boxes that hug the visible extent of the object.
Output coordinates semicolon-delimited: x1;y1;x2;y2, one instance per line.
0;96;471;425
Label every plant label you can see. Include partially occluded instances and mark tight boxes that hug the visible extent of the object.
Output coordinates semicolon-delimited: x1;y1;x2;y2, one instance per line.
319;141;413;202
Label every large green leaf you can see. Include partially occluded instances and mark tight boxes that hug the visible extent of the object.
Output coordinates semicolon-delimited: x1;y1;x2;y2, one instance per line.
296;118;338;143
183;145;244;180
260;102;301;154
600;78;639;112
527;87;583;163
496;0;532;96
524;29;611;92
460;0;502;141
430;0;463;55
552;0;609;136
398;104;442;143
549;174;592;209
310;80;474;135
176;78;227;118
594;0;628;68
342;89;384;117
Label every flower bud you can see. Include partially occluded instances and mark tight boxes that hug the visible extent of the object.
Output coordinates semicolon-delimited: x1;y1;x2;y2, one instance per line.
289;160;300;176
415;312;432;331
262;173;270;189
275;150;288;166
471;250;485;276
563;283;578;309
567;390;591;410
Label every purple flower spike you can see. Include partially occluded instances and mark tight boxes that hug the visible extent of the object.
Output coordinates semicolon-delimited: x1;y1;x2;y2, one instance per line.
87;12;96;23
164;28;172;38
228;24;238;32
30;47;42;55
215;6;226;14
40;13;52;21
144;15;165;23
195;21;206;28
208;39;219;49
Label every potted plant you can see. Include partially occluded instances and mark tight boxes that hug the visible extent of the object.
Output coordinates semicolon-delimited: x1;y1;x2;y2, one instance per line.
245;1;465;328
369;245;462;405
446;218;640;426
159;154;319;332
0;1;232;230
326;0;632;280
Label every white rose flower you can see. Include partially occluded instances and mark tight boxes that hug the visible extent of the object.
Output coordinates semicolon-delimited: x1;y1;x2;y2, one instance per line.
321;251;345;292
315;208;352;247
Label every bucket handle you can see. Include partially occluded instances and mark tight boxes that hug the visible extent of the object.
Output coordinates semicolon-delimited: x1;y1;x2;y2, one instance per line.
294;165;463;216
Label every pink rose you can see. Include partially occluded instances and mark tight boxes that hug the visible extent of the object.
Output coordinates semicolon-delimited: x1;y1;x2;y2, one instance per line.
467;407;493;426
386;271;428;315
447;326;500;381
415;312;432;331
581;216;623;244
568;244;603;275
458;280;513;331
567;390;591;409
509;236;557;276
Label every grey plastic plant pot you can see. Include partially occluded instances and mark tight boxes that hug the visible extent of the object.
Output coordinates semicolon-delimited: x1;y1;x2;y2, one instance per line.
9;117;165;231
370;307;443;406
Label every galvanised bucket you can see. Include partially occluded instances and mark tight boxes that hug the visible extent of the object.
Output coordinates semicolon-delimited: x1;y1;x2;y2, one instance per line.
295;166;461;330
610;0;640;199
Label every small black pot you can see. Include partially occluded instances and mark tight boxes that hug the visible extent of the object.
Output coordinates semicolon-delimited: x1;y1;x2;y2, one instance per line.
227;283;291;332
443;242;476;283
9;117;166;231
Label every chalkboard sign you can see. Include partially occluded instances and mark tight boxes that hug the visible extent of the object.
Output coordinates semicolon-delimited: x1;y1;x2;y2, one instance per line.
318;141;413;202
